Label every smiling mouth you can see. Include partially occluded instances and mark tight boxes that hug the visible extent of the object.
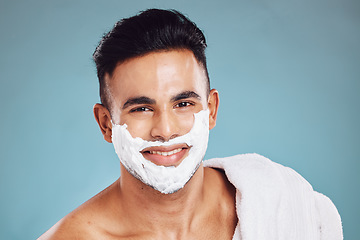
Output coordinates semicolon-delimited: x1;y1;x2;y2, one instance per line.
146;148;183;156
141;145;190;166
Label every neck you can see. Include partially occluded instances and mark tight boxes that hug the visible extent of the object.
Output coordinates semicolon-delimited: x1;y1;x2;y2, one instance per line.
118;163;206;236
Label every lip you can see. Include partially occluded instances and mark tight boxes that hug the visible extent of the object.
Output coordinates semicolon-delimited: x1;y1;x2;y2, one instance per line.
141;144;190;166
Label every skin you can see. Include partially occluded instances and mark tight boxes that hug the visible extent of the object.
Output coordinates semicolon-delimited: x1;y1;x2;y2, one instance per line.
38;49;238;240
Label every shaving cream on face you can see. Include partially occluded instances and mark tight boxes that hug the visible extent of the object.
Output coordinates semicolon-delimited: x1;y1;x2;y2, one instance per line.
111;109;209;194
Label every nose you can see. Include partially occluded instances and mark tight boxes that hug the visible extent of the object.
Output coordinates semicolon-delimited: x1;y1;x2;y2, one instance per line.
150;111;180;142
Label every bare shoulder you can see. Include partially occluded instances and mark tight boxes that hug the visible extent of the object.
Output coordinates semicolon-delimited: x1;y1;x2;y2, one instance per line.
37;209;94;240
202;167;238;239
38;180;121;240
204;166;236;200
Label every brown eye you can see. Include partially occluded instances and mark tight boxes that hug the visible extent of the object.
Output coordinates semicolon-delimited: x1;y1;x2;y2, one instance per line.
176;102;194;108
130;107;152;112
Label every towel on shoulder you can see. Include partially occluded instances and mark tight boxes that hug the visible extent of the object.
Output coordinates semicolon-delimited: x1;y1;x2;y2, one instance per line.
204;153;343;240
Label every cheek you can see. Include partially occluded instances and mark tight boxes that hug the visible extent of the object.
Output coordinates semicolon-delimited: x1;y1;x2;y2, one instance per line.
175;113;196;134
123;119;152;139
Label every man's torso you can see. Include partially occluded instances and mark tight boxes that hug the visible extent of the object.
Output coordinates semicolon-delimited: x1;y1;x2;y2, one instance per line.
39;167;238;240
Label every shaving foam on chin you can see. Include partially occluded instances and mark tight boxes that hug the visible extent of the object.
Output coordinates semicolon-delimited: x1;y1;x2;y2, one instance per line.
111;109;209;194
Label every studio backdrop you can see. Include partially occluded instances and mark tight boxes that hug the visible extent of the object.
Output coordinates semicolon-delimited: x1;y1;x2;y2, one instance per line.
0;0;359;239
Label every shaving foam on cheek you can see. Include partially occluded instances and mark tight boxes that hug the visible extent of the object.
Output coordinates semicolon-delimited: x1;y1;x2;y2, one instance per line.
111;109;210;194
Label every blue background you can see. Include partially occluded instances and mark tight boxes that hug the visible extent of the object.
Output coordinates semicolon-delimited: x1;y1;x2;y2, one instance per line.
0;0;358;239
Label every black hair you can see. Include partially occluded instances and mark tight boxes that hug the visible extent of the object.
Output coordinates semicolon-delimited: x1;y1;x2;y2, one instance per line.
93;9;210;110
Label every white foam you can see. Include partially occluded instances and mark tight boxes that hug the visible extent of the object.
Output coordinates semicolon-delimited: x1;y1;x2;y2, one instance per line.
112;109;209;194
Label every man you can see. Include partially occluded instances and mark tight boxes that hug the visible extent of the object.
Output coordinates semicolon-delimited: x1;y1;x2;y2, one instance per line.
39;9;342;240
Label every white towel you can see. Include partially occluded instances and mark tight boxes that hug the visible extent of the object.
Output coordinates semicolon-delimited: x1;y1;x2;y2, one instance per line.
203;153;343;240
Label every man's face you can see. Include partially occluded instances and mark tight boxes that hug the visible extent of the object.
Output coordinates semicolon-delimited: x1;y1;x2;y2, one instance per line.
107;49;209;167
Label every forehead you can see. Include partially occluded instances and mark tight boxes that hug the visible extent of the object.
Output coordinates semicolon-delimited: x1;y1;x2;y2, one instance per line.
108;49;208;105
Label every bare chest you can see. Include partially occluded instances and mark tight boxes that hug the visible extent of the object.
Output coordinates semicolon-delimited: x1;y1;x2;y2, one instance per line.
87;216;237;240
121;216;237;240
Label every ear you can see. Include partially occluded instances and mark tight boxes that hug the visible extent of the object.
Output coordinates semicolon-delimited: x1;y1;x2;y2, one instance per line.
93;103;113;143
207;89;219;130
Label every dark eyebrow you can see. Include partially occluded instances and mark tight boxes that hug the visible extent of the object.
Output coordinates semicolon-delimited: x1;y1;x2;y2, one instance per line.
122;96;156;109
170;91;201;102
